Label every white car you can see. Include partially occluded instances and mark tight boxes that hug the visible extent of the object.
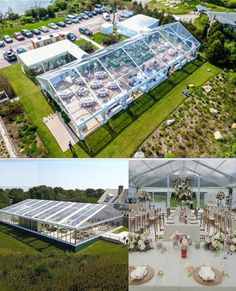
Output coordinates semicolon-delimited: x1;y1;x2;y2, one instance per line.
102;12;110;21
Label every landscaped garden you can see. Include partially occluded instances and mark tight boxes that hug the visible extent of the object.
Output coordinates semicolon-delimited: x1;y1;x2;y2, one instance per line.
0;102;48;158
0;224;128;291
91;32;128;46
75;38;98;53
139;71;236;158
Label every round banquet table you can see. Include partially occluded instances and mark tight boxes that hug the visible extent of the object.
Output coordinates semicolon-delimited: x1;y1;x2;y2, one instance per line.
77;87;88;96
90;80;102;89
95;71;107;79
97;88;109;97
129;241;236;290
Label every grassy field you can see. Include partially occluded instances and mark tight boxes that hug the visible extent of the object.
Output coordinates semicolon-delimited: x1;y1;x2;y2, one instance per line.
0;64;89;158
112;226;128;234
90;60;220;157
0;17;65;38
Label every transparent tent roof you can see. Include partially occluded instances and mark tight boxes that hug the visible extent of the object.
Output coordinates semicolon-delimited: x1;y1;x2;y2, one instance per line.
0;199;123;229
37;22;200;130
129;160;236;188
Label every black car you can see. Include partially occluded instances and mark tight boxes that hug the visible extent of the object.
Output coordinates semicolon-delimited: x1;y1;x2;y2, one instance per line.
57;21;66;27
64;18;73;25
39;26;49;33
21;29;33;37
92;10;97;16
79;27;92;36
16;47;27;54
0;39;5;47
3;49;17;62
3;35;13;43
31;29;41;35
67;32;77;42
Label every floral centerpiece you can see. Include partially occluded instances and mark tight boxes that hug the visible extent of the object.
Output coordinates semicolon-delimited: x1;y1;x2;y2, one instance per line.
171;176;194;201
170;231;192;246
202;232;225;252
226;230;236;253
137;191;152;202
216;191;225;200
128;233;153;252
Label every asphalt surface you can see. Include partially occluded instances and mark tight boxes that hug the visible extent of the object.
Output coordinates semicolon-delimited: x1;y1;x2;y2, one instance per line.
0;13;117;69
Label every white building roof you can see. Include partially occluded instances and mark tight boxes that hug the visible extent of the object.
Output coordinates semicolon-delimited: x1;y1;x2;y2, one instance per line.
207;12;236;27
18;39;87;67
118;14;159;34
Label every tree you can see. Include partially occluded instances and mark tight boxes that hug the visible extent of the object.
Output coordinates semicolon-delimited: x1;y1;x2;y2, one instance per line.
8;188;26;204
29;185;54;200
206;39;227;65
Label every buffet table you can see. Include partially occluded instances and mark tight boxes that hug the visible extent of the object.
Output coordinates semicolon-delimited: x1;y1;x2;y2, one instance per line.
164;223;200;242
129;242;236;290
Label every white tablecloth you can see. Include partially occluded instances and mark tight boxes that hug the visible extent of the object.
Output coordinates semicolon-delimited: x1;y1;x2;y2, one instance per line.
164;223;200;242
129;242;236;290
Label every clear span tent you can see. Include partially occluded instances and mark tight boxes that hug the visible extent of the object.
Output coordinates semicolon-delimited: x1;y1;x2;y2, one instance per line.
36;22;200;140
129;159;236;208
0;199;123;248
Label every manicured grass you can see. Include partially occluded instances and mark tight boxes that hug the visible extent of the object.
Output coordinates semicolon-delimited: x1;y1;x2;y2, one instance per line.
0;224;61;255
94;61;221;157
112;226;128;234
0;224;127;265
0;64;89;158
0;17;65;38
91;32;128;46
74;38;98;52
79;240;128;265
194;14;209;31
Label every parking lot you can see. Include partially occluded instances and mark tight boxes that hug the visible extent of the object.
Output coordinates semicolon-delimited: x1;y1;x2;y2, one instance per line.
0;13;122;69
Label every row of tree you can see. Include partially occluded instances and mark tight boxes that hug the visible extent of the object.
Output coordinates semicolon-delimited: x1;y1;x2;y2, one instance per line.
0;186;105;208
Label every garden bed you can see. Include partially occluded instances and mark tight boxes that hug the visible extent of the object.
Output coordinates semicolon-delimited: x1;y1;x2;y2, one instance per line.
140;72;236;158
0;102;48;157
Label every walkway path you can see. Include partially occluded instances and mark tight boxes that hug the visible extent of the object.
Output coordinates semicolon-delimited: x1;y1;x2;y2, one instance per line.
80;35;104;50
0;117;17;157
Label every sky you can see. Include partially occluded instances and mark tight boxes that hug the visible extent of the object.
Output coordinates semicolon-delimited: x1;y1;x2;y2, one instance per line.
0;159;128;190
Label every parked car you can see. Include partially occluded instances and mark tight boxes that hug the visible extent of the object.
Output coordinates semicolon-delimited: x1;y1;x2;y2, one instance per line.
21;29;33;37
16;47;27;54
102;12;110;21
48;23;59;30
59;31;77;42
67;32;77;42
0;39;5;47
94;7;102;14
64;18;73;25
77;14;82;21
14;32;25;41
39;26;49;33
31;29;41;35
72;17;80;23
79;26;92;36
92;10;97;16
3;49;17;62
94;4;103;8
3;35;13;43
81;13;89;20
57;21;66;27
84;11;93;18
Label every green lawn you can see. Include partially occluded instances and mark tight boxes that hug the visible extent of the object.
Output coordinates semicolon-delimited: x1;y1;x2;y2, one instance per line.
0;224;62;255
74;38;98;52
91;32;128;46
0;64;89;158
95;61;221;157
0;224;127;265
112;226;128;234
0;17;64;38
